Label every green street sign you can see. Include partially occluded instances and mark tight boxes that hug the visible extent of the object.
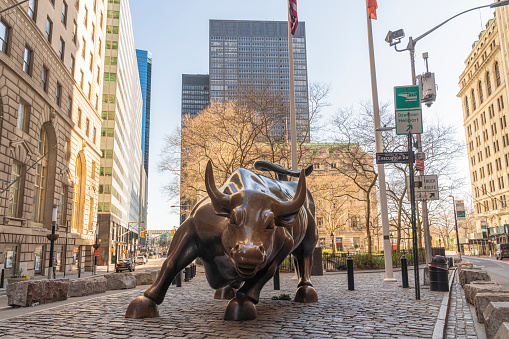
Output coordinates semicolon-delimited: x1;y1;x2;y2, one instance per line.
394;85;421;110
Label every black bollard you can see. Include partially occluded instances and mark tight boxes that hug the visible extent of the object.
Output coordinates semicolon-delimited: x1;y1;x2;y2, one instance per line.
273;267;280;290
184;266;190;282
347;256;354;291
192;263;196;278
176;270;182;287
0;268;4;288
401;255;409;288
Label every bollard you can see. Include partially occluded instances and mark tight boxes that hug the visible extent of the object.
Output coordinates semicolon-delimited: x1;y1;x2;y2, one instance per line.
0;269;4;288
347;256;354;291
176;271;182;287
192;263;196;278
184;266;190;282
273;267;280;290
401;255;409;288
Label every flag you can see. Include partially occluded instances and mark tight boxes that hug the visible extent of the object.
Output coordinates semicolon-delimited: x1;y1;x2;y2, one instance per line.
289;0;298;35
367;0;378;20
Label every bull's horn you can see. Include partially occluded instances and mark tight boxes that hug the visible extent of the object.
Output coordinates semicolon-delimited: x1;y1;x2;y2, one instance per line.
277;169;307;216
205;160;231;214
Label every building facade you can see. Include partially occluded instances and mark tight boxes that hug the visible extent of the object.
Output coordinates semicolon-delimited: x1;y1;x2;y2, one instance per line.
97;0;144;265
208;19;310;142
181;74;210;118
458;15;509;243
0;0;106;278
135;49;151;175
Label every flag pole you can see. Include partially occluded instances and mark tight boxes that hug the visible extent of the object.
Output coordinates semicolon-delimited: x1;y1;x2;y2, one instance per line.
287;2;298;173
365;1;396;282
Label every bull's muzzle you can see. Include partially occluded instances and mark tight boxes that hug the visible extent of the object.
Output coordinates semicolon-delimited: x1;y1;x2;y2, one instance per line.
231;244;267;278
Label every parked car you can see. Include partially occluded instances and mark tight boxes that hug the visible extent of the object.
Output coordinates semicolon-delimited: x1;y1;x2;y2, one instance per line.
496;243;509;260
136;255;147;264
116;258;136;272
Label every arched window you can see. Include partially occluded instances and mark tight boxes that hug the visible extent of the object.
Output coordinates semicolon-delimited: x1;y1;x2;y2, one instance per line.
496;61;501;87
487;71;492;95
72;155;85;232
465;96;470;116
479;81;484;103
472;89;477;111
32;127;48;223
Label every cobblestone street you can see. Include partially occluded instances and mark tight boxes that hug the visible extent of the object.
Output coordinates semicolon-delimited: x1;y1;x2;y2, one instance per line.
0;271;445;338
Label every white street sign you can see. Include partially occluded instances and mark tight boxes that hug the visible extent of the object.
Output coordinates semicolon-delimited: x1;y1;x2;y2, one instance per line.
407;174;439;201
395;109;423;135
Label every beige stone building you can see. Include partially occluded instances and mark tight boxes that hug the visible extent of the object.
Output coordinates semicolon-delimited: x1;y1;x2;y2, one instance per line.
458;14;509;241
0;0;105;279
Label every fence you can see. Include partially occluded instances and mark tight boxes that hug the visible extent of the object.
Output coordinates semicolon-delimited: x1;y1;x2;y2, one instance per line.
278;249;427;273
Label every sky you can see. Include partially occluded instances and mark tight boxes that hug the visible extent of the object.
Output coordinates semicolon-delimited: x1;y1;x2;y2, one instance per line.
129;1;496;230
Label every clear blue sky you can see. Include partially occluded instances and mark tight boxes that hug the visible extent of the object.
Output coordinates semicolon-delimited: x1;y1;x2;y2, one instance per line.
130;1;495;230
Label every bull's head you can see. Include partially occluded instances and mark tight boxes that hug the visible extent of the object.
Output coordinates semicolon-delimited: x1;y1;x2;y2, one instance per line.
205;161;307;279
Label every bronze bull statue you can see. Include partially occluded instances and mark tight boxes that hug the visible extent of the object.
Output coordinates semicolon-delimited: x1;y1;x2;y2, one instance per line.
126;160;318;321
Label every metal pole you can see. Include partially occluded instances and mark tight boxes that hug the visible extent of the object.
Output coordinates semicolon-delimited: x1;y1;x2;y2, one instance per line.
287;2;297;172
451;196;462;261
47;206;58;280
366;5;396;282
408;130;420;300
64;220;68;278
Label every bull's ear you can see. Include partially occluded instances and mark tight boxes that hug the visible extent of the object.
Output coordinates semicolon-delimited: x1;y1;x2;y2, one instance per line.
276;213;298;228
211;203;231;218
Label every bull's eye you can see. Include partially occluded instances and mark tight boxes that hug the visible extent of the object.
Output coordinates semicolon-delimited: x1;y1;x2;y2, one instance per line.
229;218;237;225
266;220;275;230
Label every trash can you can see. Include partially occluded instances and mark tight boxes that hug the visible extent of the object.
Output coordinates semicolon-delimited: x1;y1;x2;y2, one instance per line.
429;255;449;292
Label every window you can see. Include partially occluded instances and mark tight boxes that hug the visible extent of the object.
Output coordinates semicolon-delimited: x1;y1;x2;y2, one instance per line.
72;20;77;43
89;52;93;71
81;37;86;58
55;82;62;106
23;46;32;75
67;97;72;117
85;118;90;136
487;71;492;95
91;160;96;178
93;126;97;143
72;155;84;232
96;66;100;83
64;139;70;161
77;108;82;128
479;81;484;103
472;89;476;111
0;21;8;54
32;128;48;223
28;0;37;21
58;185;67;225
98;38;102;56
84;7;88;27
100;11;103;28
465;96;470;116
16;102;27;131
45;17;52;42
8;162;22;218
41;66;48;91
61;1;68;25
91;23;95;41
70;54;75;75
87;82;91;99
80;69;84;89
59;38;65;60
496;61;501;87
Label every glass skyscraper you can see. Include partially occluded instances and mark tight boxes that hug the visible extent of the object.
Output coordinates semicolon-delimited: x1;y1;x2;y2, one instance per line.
209;19;309;141
136;49;152;174
181;74;210;118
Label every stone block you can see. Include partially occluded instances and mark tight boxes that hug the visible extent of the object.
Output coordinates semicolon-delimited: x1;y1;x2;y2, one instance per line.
464;282;507;305
134;270;159;286
68;276;107;297
104;273;137;290
6;280;29;307
485;302;509;339
476;293;509;324
494;322;509;339
459;268;491;287
7;279;69;307
458;261;473;268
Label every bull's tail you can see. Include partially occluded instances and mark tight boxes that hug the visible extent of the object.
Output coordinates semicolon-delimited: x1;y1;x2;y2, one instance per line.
253;160;313;181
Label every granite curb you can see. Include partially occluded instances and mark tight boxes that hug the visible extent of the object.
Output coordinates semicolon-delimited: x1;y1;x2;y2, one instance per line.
432;267;456;339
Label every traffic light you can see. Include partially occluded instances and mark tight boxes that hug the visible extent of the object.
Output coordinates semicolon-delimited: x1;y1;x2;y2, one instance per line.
171;230;175;237
141;230;145;238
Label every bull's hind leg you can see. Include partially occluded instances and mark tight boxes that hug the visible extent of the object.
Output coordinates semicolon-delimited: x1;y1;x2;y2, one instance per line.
214;281;242;300
126;219;198;318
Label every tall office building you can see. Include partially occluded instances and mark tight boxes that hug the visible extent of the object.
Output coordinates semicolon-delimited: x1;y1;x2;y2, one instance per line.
209;19;309;141
136;49;152;174
458;14;509;253
181;74;210;118
0;0;106;278
98;0;144;265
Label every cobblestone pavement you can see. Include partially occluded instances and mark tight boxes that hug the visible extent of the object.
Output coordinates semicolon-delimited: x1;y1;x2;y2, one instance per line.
0;271;444;338
445;278;481;339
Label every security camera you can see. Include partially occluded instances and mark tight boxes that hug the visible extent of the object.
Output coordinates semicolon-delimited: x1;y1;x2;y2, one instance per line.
385;29;405;46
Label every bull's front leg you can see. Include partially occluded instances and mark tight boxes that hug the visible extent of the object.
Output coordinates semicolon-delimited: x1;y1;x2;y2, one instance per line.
125;219;198;318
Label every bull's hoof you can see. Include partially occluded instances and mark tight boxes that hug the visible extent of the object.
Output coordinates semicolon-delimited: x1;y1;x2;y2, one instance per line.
224;297;257;321
125;296;159;318
214;286;236;300
294;285;318;303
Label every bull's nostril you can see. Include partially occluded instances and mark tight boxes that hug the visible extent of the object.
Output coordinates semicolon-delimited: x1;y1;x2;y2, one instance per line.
259;245;265;254
234;244;241;252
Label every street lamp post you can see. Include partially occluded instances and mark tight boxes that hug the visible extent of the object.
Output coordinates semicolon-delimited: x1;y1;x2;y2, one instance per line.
448;195;462;261
128;221;145;258
385;0;509;266
47;205;59;279
92;223;101;275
